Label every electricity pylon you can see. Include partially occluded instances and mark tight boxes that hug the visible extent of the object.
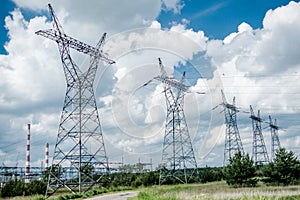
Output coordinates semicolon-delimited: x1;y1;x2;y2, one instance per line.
250;106;269;166
152;58;198;184
36;4;114;197
269;115;281;161
221;90;244;165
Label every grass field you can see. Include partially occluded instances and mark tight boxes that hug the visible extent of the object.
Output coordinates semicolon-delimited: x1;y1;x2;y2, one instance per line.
2;182;300;200
0;195;44;200
130;181;300;200
0;186;132;200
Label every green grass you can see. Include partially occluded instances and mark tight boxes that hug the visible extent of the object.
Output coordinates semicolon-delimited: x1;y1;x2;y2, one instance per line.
0;186;133;200
130;182;300;200
0;195;45;200
2;182;300;200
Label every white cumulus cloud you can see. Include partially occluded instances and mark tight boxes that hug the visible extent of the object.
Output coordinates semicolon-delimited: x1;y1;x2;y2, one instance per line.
1;0;300;168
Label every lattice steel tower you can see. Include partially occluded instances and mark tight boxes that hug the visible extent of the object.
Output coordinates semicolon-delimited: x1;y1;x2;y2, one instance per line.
221;90;244;165
250;106;269;166
36;4;115;197
269;115;281;161
154;58;198;184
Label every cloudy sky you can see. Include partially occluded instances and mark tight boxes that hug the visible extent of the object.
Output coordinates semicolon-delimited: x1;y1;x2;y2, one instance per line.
0;0;299;169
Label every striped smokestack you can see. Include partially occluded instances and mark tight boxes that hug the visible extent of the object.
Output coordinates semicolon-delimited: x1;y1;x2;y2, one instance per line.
45;143;49;169
25;124;30;176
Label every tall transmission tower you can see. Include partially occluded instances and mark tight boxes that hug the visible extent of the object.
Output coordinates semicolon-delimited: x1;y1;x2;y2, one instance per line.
250;106;269;166
269;115;281;161
151;58;198;184
36;4;115;197
221;90;244;165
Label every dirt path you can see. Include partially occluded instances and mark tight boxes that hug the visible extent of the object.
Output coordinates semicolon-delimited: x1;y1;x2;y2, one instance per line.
84;191;139;200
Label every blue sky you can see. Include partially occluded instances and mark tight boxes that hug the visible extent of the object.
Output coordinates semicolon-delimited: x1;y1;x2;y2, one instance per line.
0;0;297;54
0;0;15;53
158;0;296;39
0;0;300;168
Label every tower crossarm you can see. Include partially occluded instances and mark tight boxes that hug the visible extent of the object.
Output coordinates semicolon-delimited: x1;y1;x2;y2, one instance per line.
155;58;189;92
269;124;279;130
35;4;114;65
154;76;189;92
250;106;263;122
250;115;263;122
221;90;239;112
35;30;115;64
222;102;239;112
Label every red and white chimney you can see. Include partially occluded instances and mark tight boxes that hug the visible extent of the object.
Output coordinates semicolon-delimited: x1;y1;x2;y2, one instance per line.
45;143;49;169
25;124;30;177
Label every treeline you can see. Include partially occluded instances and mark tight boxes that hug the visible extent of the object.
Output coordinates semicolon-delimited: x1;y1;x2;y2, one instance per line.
0;166;224;197
109;166;224;187
110;148;300;188
224;148;300;187
1;148;300;198
0;179;47;197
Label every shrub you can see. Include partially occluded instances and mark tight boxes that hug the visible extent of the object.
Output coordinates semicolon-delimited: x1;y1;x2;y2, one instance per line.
132;176;143;187
1;179;26;197
1;179;47;197
263;148;300;186
26;179;47;195
224;151;257;187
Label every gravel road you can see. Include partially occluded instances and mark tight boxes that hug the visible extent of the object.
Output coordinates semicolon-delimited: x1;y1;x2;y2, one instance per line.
84;191;139;200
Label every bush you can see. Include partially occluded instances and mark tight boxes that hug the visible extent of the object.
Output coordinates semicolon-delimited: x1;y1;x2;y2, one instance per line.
1;179;26;197
263;148;300;186
132;176;143;187
224;151;257;187
141;171;159;186
0;179;47;197
26;179;47;195
199;166;224;183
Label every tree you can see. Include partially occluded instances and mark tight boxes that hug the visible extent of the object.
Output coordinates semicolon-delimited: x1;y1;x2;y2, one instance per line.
141;171;159;186
80;163;95;182
263;148;300;185
200;166;224;183
1;179;26;197
224;151;257;187
1;179;47;197
43;164;63;181
26;179;47;195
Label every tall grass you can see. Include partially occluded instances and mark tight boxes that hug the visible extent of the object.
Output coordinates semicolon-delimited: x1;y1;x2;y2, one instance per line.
0;195;45;200
131;182;300;200
3;182;300;200
0;186;133;200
